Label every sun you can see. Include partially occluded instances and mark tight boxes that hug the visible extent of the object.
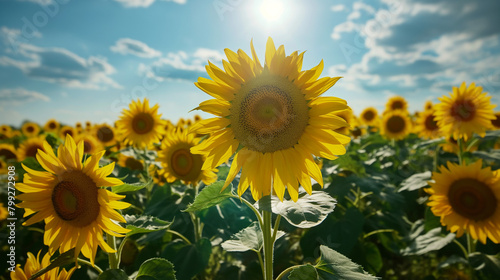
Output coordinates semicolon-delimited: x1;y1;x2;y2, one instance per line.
259;0;284;22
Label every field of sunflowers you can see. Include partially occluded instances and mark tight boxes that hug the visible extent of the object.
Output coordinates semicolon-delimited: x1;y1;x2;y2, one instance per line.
1;38;500;280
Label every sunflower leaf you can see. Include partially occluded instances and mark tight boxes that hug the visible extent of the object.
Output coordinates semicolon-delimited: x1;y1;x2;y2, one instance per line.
289;264;318;280
401;227;456;256
220;221;285;252
398;171;432;192
137;258;176;280
469;252;500;278
97;269;129;280
112;180;153;193
124;214;173;237
256;191;336;228
315;245;379;279
184;181;233;212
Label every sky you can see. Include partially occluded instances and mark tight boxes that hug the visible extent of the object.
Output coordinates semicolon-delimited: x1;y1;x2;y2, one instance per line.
1;0;499;127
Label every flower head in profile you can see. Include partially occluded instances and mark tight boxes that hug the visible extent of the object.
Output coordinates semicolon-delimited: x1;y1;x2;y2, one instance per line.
426;160;500;244
190;38;350;202
16;135;130;264
11;250;76;280
434;82;496;141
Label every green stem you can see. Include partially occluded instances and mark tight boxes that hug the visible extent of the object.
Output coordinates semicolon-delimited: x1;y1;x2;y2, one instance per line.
275;265;304;280
237;195;264;228
433;146;440;172
116;236;128;267
255;249;265;280
453;239;468;259
457;138;464;165
190;183;203;242
272;215;282;242
167;229;192;245
363;229;396;239
77;258;103;274
466;233;476;256
106;233;118;269
262;210;274;280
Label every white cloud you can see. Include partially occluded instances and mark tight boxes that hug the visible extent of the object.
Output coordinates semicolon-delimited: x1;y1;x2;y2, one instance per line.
110;38;161;58
17;0;53;5
0;43;121;90
331;4;346;12
114;0;186;8
0;88;50;105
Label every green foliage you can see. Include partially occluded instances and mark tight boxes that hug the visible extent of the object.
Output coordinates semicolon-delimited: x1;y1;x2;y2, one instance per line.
184;181;233;212
124;215;173;236
136;258;176;280
113;180;153;193
315;246;379;279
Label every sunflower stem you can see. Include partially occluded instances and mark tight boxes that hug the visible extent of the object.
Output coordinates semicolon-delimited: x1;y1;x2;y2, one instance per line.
167;229;192;245
116;236;128;267
275;265;304;280
236;195;264;228
255;249;266;280
457;138;464;165
453;239;468;259
190;183;203;242
466;233;476;256
262;210;274;280
78;258;103;274
272;215;282;242
433;146;440;172
106;233;119;269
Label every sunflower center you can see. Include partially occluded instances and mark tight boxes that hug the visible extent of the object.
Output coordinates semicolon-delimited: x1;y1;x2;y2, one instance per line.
132;113;155;135
363;111;375;121
83;140;93;154
448;178;497;221
125;157;143;171
52;171;100;227
492;114;500;128
424;114;438;131
26;144;43;158
392;101;404;110
451;99;476;121
0;148;17;160
62;129;73;137
171;149;194;176
26;126;34;133
231;74;309;153
386;115;406;133
97;127;114;143
49;122;56;129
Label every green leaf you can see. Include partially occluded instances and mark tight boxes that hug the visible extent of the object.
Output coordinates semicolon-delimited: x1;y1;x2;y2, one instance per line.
401;227;455;255
136;258;176;280
97;269;129;280
184;181;233;212
360;242;382;275
28;249;76;280
124;215;173;237
289;264;319;280
256;191;336;228
472;150;500;162
315;245;378;280
162;238;211;280
112;180;153;193
424;207;441;232
469;252;500;278
398;171;432;192
220;222;286;252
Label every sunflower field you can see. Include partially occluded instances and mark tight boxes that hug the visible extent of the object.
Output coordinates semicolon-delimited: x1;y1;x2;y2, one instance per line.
2;38;500;280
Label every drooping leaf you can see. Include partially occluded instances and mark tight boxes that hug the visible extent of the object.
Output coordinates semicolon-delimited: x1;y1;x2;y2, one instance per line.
112;180;153;193
469;252;500;278
136;258;176;280
124;215;173;237
221;222;285;252
184;181;233;212
315;245;378;279
398;171;432;192
401;227;455;255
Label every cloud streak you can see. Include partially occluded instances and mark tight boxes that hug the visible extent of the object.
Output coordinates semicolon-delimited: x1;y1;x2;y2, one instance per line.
110;38;162;58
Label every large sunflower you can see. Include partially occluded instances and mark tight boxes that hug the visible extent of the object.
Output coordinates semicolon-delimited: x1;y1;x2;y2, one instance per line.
11;250;75;280
22;122;40;138
434;82;496;141
380;110;412;140
415;109;440;139
16;135;130;264
17;136;47;161
44;119;60;134
385;96;408;112
190;38;350;201
360;107;379;126
158;128;217;185
0;143;18;162
117;98;166;148
426;160;500;244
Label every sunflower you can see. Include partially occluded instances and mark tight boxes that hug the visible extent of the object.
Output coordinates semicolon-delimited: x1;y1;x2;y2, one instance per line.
22;122;40;137
16;135;130;264
190;38;350;201
349;116;366;138
116;98;166;148
117;154;144;171
360;107;379;126
0;143;18;162
424;100;434;111
415;109;440;139
76;133;103;155
148;164;167;186
194;114;202;122
491;112;500;130
44;119;60;133
10;250;75;280
1;124;12;135
380;110;412;140
59;126;76;140
385;96;408;112
333;108;353;136
434;82;496;141
85;121;92;132
94;123;117;147
426;160;500;244
158;128;217;185
17;136;47;161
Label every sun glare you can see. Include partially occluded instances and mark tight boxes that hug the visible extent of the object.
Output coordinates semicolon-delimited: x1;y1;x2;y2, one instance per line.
259;0;284;22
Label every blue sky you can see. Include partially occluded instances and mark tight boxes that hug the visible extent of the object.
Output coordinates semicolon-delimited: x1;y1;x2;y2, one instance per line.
1;0;499;127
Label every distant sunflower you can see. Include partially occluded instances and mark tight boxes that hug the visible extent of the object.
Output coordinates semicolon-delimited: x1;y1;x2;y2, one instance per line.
434;82;496;141
1;125;12;137
17;136;47;161
415;109;440;139
190;37;350;201
0;143;18;162
94;124;117;147
385;96;408;112
117;154;144;171
117;98;166;148
16;135;130;264
381;110;412;140
158;128;217;185
333;108;353;136
360;107;379;126
22;122;40;137
424;100;434;111
10;250;75;280
491;112;500;130
75;122;83;134
44;119;60;134
59;126;76;139
76;133;102;155
194;114;202;122
426;160;500;244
